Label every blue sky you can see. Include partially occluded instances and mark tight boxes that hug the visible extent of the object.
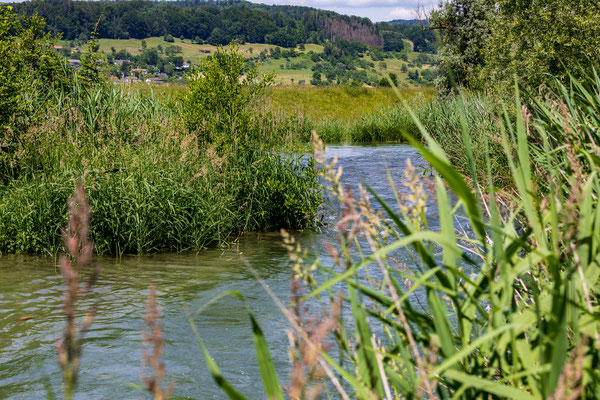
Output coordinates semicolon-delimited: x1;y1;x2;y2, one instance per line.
248;0;437;22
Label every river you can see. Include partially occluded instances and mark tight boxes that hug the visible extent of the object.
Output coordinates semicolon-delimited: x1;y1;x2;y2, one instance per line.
0;144;434;399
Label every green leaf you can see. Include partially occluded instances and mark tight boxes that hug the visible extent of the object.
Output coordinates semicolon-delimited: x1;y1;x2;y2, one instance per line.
404;134;487;245
444;370;536;400
249;314;284;400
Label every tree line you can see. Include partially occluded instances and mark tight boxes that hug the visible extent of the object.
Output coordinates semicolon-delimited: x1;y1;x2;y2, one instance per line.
11;0;436;51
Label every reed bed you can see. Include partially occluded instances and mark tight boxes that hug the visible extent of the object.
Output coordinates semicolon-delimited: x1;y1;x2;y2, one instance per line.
194;73;600;399
0;78;322;255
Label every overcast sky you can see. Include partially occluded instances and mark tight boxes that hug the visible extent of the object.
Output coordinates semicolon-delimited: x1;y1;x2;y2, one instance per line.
247;0;437;22
1;0;438;23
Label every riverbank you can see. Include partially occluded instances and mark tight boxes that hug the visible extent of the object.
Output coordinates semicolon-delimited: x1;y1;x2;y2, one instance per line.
0;35;324;256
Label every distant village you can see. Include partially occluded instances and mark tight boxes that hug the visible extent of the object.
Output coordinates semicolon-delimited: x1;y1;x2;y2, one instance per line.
54;39;207;84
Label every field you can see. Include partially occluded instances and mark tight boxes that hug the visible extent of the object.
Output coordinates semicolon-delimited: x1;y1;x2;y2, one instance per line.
268;85;435;121
59;37;435;87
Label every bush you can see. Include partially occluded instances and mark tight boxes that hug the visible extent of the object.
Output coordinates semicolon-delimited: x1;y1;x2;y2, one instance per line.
163;34;174;43
184;44;274;151
0;6;72;179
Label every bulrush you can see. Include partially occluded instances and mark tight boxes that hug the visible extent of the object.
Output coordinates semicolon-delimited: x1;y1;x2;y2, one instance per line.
56;183;101;400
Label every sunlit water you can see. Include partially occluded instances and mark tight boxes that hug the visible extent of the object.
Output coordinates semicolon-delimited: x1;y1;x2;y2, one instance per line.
0;144;435;399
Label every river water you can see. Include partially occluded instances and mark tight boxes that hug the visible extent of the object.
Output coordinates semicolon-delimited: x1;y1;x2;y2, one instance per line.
0;144;433;399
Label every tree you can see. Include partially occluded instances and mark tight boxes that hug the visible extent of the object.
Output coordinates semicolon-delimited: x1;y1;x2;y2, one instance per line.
0;6;68;130
431;0;600;93
164;34;174;43
311;71;321;85
429;0;494;94
478;0;600;92
0;6;72;179
184;44;274;149
207;28;231;46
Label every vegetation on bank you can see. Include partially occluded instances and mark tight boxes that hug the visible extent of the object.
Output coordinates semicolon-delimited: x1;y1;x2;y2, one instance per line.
432;0;600;94
0;6;322;255
188;73;600;400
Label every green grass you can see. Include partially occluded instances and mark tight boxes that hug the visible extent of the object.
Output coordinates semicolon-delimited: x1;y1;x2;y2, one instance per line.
0;77;322;255
91;38;323;66
129;84;436;144
269;85;435;122
199;71;600;400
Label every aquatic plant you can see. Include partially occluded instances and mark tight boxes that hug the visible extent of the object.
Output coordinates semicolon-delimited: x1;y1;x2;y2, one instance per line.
0;50;323;255
200;75;600;398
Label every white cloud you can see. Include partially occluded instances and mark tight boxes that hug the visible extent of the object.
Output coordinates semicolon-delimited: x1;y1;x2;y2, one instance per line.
249;0;437;21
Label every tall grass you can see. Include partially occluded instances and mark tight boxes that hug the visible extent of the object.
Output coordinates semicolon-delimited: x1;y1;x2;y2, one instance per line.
198;74;600;399
0;79;322;255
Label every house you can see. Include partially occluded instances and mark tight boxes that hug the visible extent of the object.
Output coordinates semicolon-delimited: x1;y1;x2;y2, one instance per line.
68;59;81;68
199;49;210;54
182;62;190;69
124;76;141;83
114;59;131;66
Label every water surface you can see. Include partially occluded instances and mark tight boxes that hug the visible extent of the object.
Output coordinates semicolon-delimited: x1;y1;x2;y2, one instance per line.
0;144;432;399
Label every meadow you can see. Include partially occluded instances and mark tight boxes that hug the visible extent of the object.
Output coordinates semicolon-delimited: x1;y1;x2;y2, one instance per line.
61;36;434;87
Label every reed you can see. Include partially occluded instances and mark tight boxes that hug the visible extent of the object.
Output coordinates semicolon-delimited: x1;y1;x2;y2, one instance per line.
199;74;600;399
0;75;322;255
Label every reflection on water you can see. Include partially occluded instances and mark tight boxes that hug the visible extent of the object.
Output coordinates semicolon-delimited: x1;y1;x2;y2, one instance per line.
0;145;432;399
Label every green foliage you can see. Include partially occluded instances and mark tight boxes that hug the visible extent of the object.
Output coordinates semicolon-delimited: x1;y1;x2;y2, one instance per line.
479;0;600;92
0;5;71;175
0;81;322;255
421;94;508;185
433;0;600;93
184;44;275;151
430;0;494;94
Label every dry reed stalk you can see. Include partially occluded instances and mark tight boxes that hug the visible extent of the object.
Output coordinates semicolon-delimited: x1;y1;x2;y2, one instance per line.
142;285;174;400
56;183;100;400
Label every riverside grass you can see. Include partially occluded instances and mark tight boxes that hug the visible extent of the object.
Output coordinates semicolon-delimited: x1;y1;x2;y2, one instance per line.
0;76;322;255
192;74;600;399
136;83;436;144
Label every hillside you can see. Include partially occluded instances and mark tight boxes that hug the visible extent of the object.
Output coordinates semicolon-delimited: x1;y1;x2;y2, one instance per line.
10;0;436;51
70;36;436;86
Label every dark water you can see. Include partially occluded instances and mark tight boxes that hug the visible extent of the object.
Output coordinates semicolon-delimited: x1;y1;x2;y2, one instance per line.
0;144;432;399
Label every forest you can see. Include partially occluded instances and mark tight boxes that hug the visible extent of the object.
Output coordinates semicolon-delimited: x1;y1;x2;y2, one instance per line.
10;0;435;50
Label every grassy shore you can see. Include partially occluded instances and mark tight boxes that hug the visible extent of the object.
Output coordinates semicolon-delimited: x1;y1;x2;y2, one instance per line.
0;48;323;255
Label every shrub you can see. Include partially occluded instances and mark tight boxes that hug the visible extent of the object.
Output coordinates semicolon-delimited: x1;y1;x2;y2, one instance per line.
184;44;274;151
0;5;72;179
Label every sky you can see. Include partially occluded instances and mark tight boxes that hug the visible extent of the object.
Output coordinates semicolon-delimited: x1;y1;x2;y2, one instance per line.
1;0;438;23
247;0;437;22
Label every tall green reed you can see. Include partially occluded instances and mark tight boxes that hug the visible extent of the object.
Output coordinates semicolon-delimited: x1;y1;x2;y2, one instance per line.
199;76;600;399
0;74;323;255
